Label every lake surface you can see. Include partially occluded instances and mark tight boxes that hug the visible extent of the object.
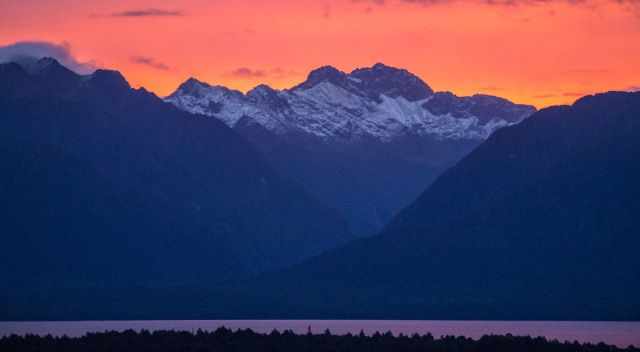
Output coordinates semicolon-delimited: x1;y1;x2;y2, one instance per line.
1;320;639;348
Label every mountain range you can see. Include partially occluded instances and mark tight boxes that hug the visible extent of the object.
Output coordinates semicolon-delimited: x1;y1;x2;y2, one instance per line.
166;63;536;235
0;58;352;299
1;58;638;321
206;90;640;320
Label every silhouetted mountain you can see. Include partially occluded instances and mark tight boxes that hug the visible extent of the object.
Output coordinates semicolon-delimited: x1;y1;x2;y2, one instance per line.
10;91;637;321
167;63;535;235
178;91;639;321
0;58;352;304
350;62;434;102
234;91;640;320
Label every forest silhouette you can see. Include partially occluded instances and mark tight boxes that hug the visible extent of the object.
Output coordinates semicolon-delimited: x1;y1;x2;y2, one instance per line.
1;328;638;352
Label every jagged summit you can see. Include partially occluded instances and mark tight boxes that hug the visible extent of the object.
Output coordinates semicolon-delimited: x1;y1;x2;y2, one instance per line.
88;69;130;91
306;65;345;82
19;57;78;82
0;57;153;103
247;84;290;111
247;84;279;97
166;77;212;99
291;65;351;92
182;77;210;89
350;62;433;102
11;56;65;75
0;57;81;97
290;63;433;102
27;57;59;72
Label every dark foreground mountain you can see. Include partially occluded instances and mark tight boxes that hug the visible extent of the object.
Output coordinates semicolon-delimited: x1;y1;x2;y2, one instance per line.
218;91;638;320
0;58;351;307
167;64;535;235
8;91;637;321
2;328;637;352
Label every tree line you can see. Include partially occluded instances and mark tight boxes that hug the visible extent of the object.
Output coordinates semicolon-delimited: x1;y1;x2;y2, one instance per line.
1;327;637;352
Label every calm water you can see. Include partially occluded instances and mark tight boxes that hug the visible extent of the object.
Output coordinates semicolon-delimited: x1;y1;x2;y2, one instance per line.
1;320;639;348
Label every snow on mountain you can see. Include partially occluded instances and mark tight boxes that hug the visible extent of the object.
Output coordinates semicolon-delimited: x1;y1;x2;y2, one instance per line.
165;63;536;236
166;63;535;142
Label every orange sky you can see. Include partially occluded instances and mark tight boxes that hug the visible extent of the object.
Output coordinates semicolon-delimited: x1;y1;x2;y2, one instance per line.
1;0;639;107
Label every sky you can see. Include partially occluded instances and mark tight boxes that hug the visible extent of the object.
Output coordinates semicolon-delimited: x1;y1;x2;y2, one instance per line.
0;0;639;108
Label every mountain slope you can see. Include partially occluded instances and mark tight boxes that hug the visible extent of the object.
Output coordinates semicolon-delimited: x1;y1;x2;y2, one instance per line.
210;91;640;320
0;59;352;299
167;63;536;235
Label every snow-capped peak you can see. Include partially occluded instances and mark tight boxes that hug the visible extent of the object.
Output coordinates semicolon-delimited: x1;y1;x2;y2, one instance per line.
165;63;536;142
180;77;210;89
292;65;354;92
349;63;433;102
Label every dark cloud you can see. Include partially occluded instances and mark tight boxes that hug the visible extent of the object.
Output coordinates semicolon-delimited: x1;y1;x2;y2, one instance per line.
226;67;298;80
93;8;184;18
353;0;386;4
616;0;640;14
130;56;170;70
270;68;300;78
532;94;557;98
0;41;97;74
230;67;268;78
323;3;332;18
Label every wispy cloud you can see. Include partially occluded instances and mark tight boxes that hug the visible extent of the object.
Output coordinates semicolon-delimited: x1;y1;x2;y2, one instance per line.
353;0;386;4
270;68;300;78
0;41;97;74
229;67;267;78
225;67;299;80
92;8;185;18
130;56;170;70
627;85;640;92
323;3;332;18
